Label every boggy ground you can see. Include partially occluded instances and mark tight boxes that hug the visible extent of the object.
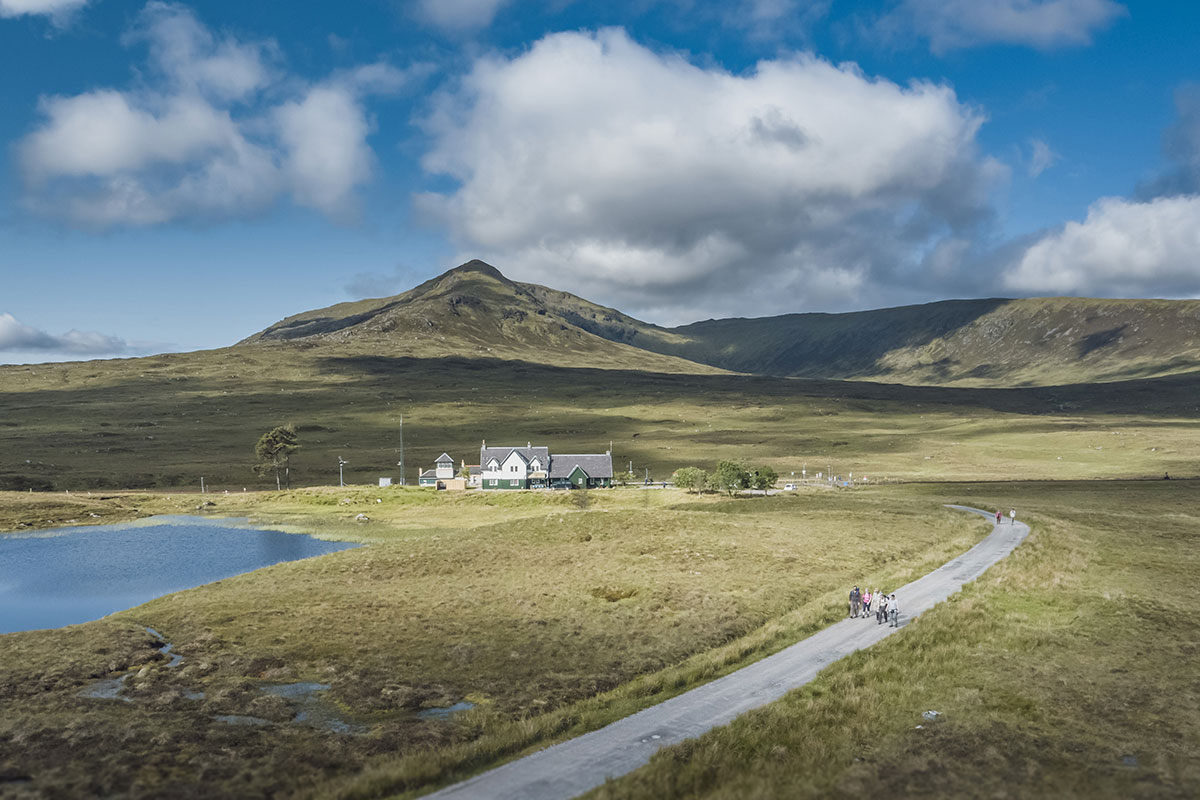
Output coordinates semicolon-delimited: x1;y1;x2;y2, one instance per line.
2;346;1198;495
0;486;989;799
585;480;1200;800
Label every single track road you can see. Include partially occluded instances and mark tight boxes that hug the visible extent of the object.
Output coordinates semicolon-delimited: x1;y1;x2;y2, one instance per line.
425;506;1030;800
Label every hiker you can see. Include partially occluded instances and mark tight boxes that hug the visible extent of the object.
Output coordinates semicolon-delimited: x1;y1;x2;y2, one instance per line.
876;592;888;624
849;586;861;618
889;594;900;626
862;588;872;617
1009;508;1016;524
995;510;1002;524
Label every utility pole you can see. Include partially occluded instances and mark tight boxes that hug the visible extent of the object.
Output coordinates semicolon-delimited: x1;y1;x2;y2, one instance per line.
200;477;205;494
338;457;348;487
397;416;405;485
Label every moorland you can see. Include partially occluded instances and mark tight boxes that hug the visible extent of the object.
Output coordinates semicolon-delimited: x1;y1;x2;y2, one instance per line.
1;260;1198;799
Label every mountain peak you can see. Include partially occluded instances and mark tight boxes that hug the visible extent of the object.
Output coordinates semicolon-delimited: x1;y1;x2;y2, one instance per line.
440;259;509;283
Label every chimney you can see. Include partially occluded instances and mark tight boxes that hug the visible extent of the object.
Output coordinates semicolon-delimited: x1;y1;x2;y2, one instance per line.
527;441;531;448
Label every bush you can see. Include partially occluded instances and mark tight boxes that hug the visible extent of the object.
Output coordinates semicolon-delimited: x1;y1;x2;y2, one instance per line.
672;467;710;493
713;460;753;496
751;465;779;492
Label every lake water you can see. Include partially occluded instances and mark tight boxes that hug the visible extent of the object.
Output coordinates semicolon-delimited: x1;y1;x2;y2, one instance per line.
0;516;359;634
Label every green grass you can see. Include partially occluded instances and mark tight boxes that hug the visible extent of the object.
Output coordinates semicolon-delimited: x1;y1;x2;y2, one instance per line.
0;486;990;799
1;343;1198;495
583;480;1200;800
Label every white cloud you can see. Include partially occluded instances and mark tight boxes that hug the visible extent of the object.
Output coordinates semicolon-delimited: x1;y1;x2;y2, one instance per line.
126;1;277;101
415;0;509;31
880;0;1127;53
275;87;373;219
17;2;411;228
1003;195;1200;296
0;313;128;355
0;0;88;21
418;28;1001;321
1028;138;1060;177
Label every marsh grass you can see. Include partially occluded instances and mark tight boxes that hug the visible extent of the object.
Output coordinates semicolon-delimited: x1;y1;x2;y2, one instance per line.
0;487;987;799
1;346;1198;495
584;480;1200;800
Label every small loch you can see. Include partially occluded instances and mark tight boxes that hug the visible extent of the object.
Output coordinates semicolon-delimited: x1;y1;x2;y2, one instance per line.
1;516;359;634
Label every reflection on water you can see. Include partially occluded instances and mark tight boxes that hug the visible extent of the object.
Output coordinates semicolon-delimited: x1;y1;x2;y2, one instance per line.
0;516;359;634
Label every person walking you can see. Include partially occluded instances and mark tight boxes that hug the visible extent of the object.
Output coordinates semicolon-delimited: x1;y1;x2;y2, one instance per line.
996;509;1002;524
862;588;872;618
876;592;888;624
1009;508;1016;525
849;586;861;618
889;594;900;627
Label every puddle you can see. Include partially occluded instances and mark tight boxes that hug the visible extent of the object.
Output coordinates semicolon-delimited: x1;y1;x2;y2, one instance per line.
146;627;184;668
262;681;329;701
80;675;132;702
295;707;367;735
80;627;194;702
418;701;475;719
261;681;367;735
215;714;270;726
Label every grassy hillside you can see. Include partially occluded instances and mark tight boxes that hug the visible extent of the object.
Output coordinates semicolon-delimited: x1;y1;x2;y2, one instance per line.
2;341;1199;493
3;260;1199;492
243;261;1200;388
239;261;717;377
659;297;1200;386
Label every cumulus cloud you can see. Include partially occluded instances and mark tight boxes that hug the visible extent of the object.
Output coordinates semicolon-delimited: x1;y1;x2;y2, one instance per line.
1003;196;1200;296
1003;83;1200;299
17;2;412;228
877;0;1127;54
415;0;509;31
0;0;88;22
0;313;128;356
418;29;1002;321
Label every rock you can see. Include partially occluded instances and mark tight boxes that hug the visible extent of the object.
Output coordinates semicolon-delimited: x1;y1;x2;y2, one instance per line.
921;710;942;721
355;513;370;523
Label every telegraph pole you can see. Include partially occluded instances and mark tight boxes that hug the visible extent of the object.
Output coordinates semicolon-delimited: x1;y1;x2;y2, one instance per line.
399;415;405;485
338;457;348;487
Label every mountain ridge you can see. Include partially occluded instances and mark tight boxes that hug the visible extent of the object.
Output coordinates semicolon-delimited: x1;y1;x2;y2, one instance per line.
243;260;1200;387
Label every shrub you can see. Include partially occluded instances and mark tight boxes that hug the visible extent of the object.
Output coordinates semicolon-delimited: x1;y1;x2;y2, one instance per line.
672;467;710;493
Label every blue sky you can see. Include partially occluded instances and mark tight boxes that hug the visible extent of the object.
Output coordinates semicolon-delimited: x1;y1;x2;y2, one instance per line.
1;0;1198;363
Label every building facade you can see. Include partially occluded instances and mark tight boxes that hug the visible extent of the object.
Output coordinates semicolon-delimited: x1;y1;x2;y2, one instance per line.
479;442;612;490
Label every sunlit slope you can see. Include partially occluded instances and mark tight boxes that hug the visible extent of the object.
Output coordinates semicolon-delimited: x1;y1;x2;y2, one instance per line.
659;297;1200;386
239;260;720;376
242;261;1200;387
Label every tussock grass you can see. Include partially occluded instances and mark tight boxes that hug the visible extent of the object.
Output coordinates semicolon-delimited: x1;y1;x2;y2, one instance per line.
584;480;1200;800
0;487;986;799
1;345;1198;495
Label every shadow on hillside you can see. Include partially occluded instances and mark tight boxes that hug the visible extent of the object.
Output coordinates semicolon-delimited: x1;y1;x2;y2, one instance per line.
310;354;1200;417
670;298;1013;378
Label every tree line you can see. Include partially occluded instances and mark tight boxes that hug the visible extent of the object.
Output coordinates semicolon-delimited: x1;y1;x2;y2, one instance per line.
672;460;778;496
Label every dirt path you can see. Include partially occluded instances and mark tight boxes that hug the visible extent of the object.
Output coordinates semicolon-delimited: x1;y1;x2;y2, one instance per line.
425;506;1030;800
